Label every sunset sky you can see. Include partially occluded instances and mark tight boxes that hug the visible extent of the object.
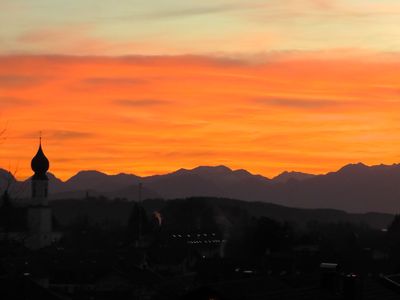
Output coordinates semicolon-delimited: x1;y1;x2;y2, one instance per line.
1;0;400;180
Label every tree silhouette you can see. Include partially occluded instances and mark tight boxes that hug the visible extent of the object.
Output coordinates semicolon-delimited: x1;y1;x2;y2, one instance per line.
0;128;22;198
387;214;400;264
0;190;12;237
250;217;293;255
388;214;400;235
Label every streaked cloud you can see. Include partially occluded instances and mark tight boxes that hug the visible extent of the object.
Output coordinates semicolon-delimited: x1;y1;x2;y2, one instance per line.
0;97;32;108
21;130;95;141
0;76;45;88
115;99;171;107
255;98;350;109
46;130;95;140
2;0;400;55
132;4;238;19
83;77;146;86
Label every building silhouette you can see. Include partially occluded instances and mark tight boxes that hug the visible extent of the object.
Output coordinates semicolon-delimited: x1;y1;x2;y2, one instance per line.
0;139;60;249
25;139;53;249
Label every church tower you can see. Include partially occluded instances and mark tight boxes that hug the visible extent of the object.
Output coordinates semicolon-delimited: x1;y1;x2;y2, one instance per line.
26;138;52;250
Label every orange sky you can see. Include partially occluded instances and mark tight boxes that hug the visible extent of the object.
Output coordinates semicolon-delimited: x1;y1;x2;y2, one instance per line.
1;53;400;180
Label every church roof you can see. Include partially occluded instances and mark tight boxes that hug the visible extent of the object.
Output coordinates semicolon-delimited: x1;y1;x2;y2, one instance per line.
31;140;49;180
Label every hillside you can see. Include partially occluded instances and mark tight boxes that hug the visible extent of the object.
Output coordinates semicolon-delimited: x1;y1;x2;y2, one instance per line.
50;197;393;230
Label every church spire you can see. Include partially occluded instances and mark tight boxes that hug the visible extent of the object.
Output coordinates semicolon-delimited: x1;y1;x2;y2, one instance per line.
27;136;53;250
31;135;49;180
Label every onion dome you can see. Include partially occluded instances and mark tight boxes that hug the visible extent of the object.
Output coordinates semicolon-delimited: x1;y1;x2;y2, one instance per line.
31;140;49;180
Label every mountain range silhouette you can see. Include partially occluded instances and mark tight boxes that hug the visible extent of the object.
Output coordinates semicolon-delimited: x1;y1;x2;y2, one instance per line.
2;163;400;213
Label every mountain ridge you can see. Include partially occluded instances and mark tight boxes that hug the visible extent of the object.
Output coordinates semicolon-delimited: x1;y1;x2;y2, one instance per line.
2;163;400;213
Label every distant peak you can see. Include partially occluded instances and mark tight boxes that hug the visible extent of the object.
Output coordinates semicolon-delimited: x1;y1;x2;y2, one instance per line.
116;172;132;176
233;168;251;175
47;172;63;181
69;170;108;180
273;171;315;183
0;168;16;181
338;162;368;172
77;170;106;175
194;165;232;172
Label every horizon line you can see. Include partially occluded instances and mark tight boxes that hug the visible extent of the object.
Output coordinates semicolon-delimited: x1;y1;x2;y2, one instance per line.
4;161;399;182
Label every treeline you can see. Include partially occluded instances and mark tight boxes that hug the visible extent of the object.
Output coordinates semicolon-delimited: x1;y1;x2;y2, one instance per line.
51;196;393;229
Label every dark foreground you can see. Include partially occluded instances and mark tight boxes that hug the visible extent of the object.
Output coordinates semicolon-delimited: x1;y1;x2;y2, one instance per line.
2;197;400;299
